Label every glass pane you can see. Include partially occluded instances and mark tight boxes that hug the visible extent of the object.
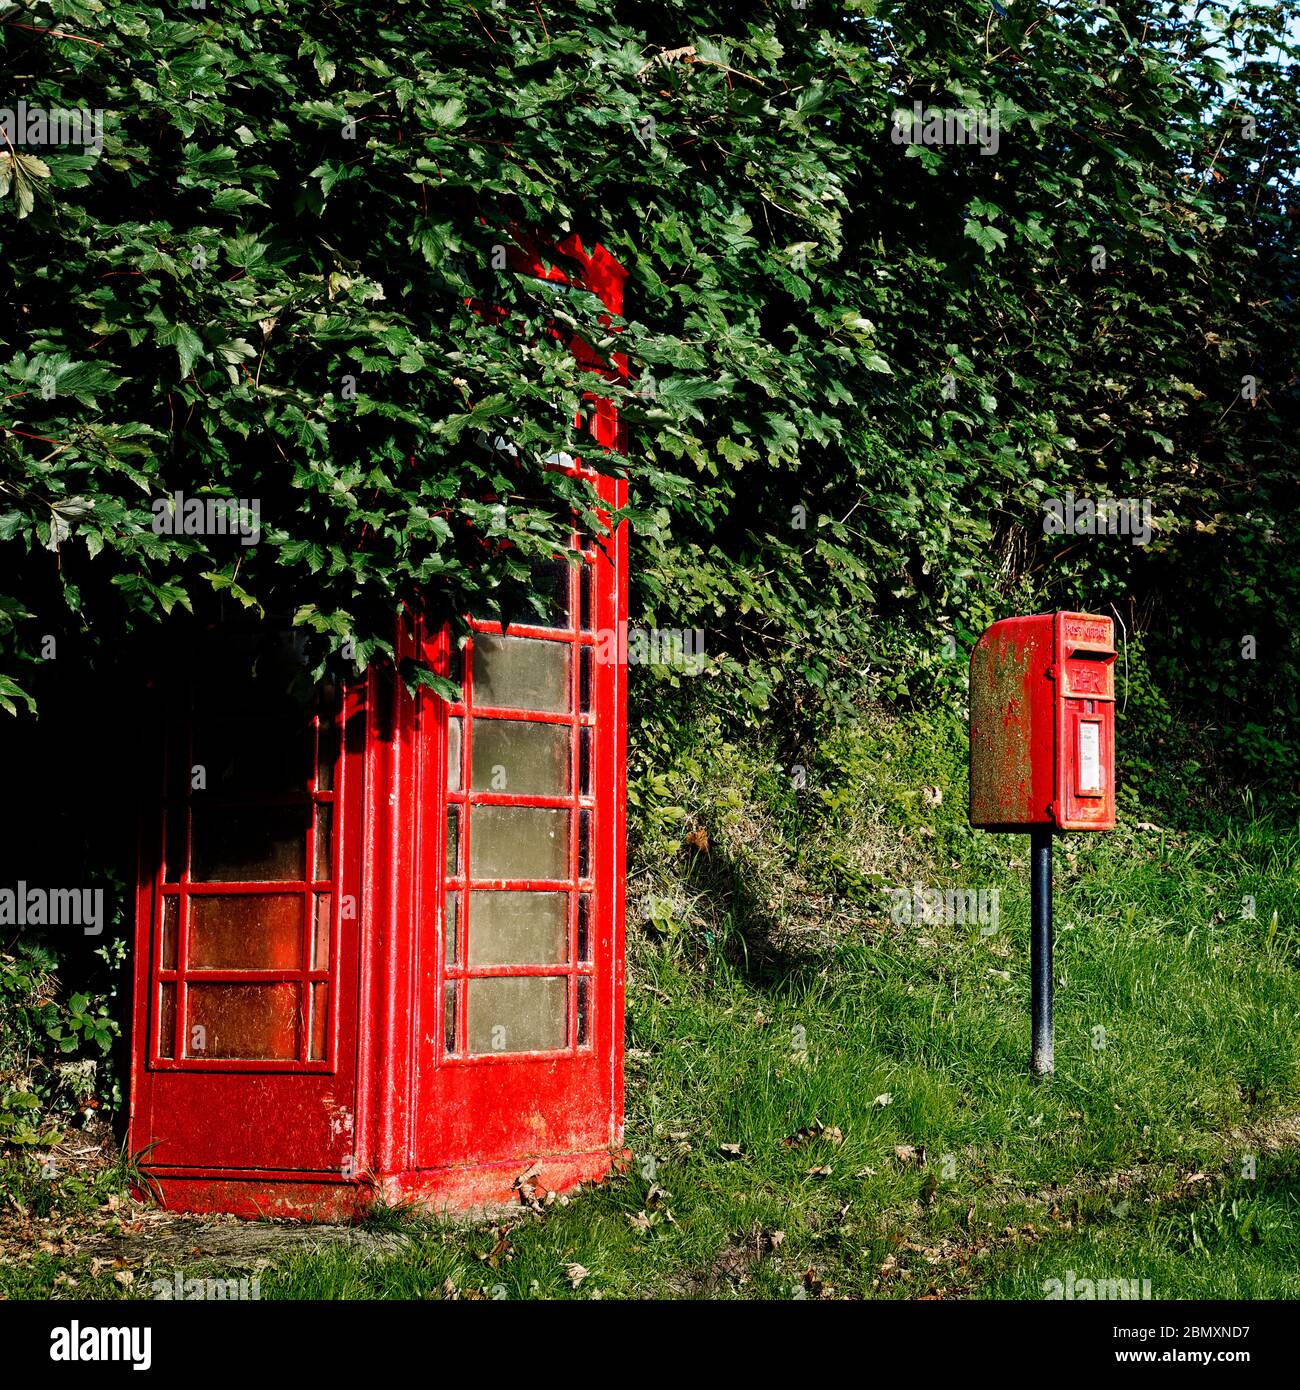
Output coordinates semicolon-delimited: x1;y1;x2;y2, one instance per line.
316;712;336;791
470;806;569;880
189;894;303;970
165;807;186;882
580;563;593;632
192;717;312;798
579;727;591;796
191;804;308;882
445;891;459;965
314;803;332;879
577;893;591;962
310;982;328;1061
471;719;570;796
445;806;460;876
165;722;189;798
468;891;567;966
313;893;330;969
577;976;590;1046
580;646;592;713
158;983;176;1059
530;557;571;628
443;981;458;1054
467;977;566;1054
447;717;462;791
472;634;570;713
185;983;300;1060
191;630;311;716
578;808;591;878
161;896;178;970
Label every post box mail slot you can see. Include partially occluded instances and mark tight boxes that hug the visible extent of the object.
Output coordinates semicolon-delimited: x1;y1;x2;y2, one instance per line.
969;611;1116;832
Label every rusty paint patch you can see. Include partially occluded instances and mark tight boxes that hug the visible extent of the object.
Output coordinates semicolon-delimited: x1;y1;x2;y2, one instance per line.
970;633;1033;824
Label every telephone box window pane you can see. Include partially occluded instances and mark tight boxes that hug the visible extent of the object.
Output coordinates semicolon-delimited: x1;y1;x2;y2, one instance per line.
165;724;189;799
443;981;458;1055
578;809;591;878
313;893;331;969
192;718;312;798
580;646;592;713
445;891;459;965
164;808;186;882
447;717;462;791
468;891;567;967
314;803;332;879
579;563;593;632
446;807;460;876
530;558;571;628
185;983;300;1060
470;807;569;880
191;804;308;882
470;719;570;797
577;893;591;962
161;896;178;971
579;727;592;796
470;561;568;629
158;983;176;1058
577;976;590;1046
189;894;303;971
309;982;328;1061
192;631;309;715
466;977;566;1054
316;713;336;791
471;634;570;713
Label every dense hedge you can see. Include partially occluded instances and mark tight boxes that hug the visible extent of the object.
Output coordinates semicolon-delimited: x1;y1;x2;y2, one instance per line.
1;0;1297;784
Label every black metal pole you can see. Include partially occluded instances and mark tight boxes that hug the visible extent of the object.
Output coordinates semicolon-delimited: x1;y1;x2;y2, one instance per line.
1030;826;1054;1076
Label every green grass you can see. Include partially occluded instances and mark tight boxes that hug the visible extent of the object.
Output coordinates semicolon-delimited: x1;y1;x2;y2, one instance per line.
4;707;1298;1300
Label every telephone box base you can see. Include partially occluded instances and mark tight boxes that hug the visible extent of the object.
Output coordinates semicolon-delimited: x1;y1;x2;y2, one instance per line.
134;1149;626;1222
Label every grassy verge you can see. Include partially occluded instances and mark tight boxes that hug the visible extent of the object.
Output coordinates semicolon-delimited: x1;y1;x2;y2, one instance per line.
3;707;1298;1299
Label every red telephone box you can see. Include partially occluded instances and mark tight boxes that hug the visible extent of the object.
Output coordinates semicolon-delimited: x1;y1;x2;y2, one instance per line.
128;239;630;1217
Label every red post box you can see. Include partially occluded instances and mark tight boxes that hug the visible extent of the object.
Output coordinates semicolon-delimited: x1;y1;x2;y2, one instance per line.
969;609;1117;1076
969;610;1116;832
127;238;630;1217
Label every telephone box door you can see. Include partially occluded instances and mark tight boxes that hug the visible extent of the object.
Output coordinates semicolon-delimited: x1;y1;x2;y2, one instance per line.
130;638;364;1183
413;476;627;1183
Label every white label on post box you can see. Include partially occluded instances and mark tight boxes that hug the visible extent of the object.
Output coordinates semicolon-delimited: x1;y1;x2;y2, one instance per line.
1078;721;1102;792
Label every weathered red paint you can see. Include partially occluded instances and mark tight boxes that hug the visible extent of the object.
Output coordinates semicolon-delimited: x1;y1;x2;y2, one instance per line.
128;239;630;1217
969;611;1116;832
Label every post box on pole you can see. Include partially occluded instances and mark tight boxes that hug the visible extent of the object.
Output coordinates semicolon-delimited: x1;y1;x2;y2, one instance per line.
969;611;1117;1074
